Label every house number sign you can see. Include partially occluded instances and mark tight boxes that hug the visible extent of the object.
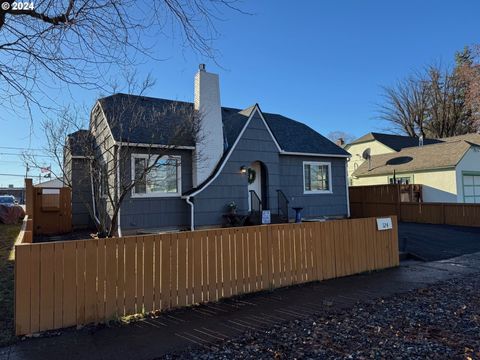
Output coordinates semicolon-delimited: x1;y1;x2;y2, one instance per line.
376;217;393;231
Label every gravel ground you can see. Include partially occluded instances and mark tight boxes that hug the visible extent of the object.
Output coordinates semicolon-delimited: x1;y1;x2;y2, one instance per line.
162;274;480;360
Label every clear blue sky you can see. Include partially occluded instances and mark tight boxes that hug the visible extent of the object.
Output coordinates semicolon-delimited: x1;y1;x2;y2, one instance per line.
1;0;479;187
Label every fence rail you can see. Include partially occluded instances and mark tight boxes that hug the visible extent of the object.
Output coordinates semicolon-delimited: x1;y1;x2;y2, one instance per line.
15;217;398;335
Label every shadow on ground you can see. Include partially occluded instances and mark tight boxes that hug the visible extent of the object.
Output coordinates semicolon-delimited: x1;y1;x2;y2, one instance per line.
399;222;480;261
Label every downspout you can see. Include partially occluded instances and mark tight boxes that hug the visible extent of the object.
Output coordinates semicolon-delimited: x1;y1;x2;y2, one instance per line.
89;161;101;225
116;145;123;237
185;196;195;231
345;160;351;218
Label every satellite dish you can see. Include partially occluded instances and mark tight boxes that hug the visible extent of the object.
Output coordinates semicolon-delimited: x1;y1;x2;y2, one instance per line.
362;148;372;171
386;156;413;165
362;148;371;160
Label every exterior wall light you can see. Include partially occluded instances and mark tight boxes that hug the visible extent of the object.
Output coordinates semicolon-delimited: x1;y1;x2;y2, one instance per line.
240;166;247;174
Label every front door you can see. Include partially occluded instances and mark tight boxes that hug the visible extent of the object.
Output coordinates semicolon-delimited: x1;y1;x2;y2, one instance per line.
247;161;262;211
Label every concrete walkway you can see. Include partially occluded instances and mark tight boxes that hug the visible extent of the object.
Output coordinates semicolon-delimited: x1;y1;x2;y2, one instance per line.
2;253;480;360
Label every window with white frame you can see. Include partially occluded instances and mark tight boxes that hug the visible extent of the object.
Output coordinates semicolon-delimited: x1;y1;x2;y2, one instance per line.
463;172;480;203
132;154;181;197
303;161;332;193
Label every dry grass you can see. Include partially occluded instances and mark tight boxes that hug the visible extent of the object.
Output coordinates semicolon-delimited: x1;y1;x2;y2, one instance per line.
0;224;20;347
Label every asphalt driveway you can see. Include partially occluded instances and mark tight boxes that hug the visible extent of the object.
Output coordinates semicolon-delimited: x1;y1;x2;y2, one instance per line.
399;222;480;261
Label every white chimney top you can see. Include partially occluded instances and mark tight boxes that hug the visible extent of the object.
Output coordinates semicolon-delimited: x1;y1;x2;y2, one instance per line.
193;65;224;187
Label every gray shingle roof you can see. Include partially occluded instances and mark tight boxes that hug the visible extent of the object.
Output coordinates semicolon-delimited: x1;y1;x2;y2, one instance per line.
66;130;94;157
348;132;442;151
98;94;196;146
98;94;349;157
352;140;476;177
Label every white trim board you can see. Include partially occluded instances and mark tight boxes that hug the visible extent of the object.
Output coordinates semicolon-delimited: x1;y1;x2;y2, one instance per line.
184;105;349;198
184;105;261;198
302;161;333;194
117;142;195;150
281;151;350;158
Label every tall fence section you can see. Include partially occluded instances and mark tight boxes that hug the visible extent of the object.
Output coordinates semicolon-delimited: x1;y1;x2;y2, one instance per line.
15;217;398;335
350;184;480;227
25;178;72;236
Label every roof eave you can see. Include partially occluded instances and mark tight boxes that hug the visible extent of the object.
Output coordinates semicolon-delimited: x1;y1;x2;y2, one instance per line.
280;151;350;158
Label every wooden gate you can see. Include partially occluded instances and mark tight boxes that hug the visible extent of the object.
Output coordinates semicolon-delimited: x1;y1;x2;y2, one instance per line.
33;187;72;235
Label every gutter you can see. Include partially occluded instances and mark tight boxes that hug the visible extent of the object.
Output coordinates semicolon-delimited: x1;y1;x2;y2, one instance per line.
345;161;351;218
89;161;101;225
185;196;195;231
116;145;123;237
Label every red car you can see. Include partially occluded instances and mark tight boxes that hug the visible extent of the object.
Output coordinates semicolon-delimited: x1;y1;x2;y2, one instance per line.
0;195;25;224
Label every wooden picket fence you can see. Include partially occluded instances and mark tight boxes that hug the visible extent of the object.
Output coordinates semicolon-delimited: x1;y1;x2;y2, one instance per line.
350;185;480;227
15;217;399;335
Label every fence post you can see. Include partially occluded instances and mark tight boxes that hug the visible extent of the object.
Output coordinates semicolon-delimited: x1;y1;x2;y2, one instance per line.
396;184;401;219
361;186;366;217
25;178;34;217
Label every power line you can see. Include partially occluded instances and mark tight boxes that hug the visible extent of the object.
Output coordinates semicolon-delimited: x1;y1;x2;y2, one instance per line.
0;146;44;151
0;152;54;158
0;160;25;164
0;173;27;177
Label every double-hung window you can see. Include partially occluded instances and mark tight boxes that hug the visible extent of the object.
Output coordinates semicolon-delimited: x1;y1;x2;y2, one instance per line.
303;161;332;194
132;154;181;197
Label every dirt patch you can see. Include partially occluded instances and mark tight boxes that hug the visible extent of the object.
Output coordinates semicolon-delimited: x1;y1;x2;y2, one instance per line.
0;224;20;347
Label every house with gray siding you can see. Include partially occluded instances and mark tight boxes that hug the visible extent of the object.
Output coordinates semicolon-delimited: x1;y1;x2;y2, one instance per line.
66;65;351;234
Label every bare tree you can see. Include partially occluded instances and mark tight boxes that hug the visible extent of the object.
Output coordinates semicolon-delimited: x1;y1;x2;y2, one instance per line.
456;45;480;131
378;58;479;138
327;131;356;145
378;73;429;138
24;78;204;237
0;0;246;116
425;65;473;137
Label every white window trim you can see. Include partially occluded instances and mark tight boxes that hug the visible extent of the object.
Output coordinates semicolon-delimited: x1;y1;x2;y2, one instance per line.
131;154;182;198
303;161;333;194
99;162;108;199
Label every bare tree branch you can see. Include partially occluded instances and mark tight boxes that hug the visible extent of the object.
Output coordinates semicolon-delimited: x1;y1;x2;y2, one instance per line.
0;0;247;118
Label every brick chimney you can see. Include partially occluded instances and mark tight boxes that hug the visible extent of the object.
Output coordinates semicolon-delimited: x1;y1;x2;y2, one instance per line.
193;64;224;187
336;138;345;147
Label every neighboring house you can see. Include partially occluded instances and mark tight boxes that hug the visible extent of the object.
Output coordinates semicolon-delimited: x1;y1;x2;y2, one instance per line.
66;65;351;234
345;132;442;183
347;132;480;203
35;177;64;188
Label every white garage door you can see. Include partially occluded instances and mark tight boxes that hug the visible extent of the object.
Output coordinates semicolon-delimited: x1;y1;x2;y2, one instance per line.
462;174;480;203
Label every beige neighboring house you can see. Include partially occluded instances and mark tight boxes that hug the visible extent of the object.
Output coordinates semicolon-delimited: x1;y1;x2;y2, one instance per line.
345;133;480;203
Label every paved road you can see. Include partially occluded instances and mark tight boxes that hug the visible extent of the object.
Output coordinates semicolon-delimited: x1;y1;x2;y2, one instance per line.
399;222;480;261
2;252;480;360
